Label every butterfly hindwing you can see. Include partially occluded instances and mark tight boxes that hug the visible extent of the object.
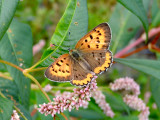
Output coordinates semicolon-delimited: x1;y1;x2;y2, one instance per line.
71;60;93;86
45;54;73;82
81;50;112;74
75;23;111;51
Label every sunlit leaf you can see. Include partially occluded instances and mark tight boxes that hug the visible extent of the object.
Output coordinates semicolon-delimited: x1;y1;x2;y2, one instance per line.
40;0;88;66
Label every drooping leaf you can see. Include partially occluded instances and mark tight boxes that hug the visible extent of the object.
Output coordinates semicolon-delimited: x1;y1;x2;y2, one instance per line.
0;96;13;120
109;3;141;54
150;78;160;112
0;0;19;40
0;19;33;109
117;0;148;40
114;58;160;80
113;115;138;120
104;92;130;114
70;109;103;119
40;0;88;66
0;77;19;102
88;101;108;119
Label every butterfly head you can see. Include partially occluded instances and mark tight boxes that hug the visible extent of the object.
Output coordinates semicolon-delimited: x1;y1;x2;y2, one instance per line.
69;49;81;60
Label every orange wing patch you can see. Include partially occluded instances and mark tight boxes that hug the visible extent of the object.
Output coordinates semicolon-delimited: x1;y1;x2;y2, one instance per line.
71;73;93;86
45;54;73;82
75;23;111;51
94;50;112;74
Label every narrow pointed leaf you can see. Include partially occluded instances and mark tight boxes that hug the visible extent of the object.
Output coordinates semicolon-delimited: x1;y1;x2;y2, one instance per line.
114;58;160;80
0;0;19;40
117;0;148;40
109;3;141;54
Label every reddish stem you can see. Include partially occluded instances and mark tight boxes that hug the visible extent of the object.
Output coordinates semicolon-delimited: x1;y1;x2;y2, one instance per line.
114;27;160;58
119;46;148;58
151;45;160;53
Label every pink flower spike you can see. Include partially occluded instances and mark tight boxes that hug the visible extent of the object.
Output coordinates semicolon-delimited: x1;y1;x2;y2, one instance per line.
38;76;114;118
123;95;150;120
110;77;140;96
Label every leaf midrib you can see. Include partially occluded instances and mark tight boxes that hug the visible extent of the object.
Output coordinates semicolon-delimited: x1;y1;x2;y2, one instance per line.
41;0;77;63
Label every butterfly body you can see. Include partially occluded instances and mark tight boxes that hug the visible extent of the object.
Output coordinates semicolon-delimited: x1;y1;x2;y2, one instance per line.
45;23;113;86
69;49;92;73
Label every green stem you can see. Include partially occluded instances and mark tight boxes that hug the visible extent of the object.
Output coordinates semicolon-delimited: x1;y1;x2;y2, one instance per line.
26;67;47;73
13;106;27;120
0;60;23;72
23;72;51;102
0;72;13;80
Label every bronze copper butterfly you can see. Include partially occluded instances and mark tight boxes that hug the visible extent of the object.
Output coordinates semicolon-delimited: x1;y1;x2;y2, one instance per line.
45;23;112;86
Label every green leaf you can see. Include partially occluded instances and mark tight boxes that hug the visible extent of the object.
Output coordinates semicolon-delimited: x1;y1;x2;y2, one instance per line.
114;58;160;80
104;92;130;114
0;0;19;40
151;0;160;27
0;77;19;102
88;101;107;119
0;19;33;109
40;0;88;66
150;78;160;112
0;96;13;120
117;0;148;40
70;109;103;119
109;3;141;54
113;115;138;120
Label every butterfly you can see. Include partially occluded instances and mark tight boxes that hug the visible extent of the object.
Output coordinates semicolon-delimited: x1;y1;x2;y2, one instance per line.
45;23;112;86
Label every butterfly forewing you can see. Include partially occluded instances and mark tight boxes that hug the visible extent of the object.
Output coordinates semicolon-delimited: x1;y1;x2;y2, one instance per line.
45;54;73;82
75;23;111;51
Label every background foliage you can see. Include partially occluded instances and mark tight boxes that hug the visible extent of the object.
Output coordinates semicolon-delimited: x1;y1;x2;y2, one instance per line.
0;0;160;119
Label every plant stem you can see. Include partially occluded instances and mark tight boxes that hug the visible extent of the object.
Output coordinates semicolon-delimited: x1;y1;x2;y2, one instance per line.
26;67;47;73
23;72;51;102
0;72;13;80
114;27;160;58
13;106;28;120
119;46;148;58
61;113;68;120
0;60;23;72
